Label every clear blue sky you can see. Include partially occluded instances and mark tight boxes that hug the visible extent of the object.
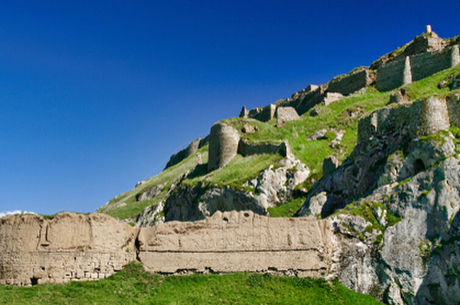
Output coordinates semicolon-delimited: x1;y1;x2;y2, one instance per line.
1;0;459;216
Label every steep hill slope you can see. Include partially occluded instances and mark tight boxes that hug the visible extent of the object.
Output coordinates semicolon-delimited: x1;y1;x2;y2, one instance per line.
94;30;460;304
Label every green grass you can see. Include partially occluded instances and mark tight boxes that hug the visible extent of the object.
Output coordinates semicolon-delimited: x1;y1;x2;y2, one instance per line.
0;262;381;305
103;199;158;220
181;153;284;191
331;201;402;244
100;58;460;221
268;196;307;217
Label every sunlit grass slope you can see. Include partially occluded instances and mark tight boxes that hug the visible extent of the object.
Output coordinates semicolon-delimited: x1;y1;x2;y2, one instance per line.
100;64;460;220
0;262;382;305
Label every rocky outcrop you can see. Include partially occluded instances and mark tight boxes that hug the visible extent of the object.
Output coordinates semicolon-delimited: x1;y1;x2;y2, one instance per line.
134;201;165;227
164;155;309;222
136;182;166;201
300;96;453;218
323;156;340;176
298;95;460;303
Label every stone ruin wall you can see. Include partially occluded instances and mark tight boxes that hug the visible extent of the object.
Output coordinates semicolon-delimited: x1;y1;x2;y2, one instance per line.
0;211;335;286
164;136;209;170
207;122;292;172
357;95;458;144
327;69;373;96
139;210;334;276
410;44;460;82
0;213;138;286
207;123;241;171
375;56;412;92
376;44;460;92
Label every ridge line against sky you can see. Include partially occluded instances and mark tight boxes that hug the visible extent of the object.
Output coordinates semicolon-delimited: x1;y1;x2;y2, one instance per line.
1;0;459;215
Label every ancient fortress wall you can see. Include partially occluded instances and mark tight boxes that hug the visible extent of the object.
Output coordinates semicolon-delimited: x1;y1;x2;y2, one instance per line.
164;136;209;170
327;69;372;96
208;123;240;171
0;213;138;286
357;96;453;143
375;56;412;92
411;45;460;82
0;211;334;286
237;140;289;158
138;210;333;276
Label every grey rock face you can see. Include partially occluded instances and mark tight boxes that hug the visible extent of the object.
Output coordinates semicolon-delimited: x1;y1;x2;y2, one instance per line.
323;156;341;176
298;97;460;303
135;201;165;227
137;182;166;201
164;155;309;222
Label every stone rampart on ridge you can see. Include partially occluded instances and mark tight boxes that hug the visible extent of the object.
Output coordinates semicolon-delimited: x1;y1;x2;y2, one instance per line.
0;211;335;286
327;69;373;96
357;96;453;143
375;56;412;92
411;45;460;82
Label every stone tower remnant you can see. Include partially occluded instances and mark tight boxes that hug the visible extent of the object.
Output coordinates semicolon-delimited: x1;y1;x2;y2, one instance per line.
208;123;240;171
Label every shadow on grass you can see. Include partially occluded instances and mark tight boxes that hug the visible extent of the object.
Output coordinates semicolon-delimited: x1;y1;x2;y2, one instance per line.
187;164;208;180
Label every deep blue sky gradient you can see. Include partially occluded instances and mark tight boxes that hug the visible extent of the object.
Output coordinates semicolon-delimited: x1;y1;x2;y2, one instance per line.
1;0;459;215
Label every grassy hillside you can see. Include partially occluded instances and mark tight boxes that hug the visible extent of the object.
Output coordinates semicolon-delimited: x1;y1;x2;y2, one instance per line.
0;262;381;305
99;62;460;221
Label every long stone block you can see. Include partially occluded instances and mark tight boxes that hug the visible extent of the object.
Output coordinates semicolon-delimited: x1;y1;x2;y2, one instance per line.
137;210;333;276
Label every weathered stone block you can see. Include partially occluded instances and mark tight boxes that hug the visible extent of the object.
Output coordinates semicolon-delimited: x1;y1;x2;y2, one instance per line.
327;69;372;96
276;107;300;126
322;92;343;106
138;211;334;276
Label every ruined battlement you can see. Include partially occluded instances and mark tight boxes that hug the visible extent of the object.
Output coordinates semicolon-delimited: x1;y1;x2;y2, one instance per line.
357;95;458;143
242;28;459;123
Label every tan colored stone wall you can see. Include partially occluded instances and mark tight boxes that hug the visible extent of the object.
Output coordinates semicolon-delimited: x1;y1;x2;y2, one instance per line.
138;210;333;277
0;213;138;286
0;211;335;285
